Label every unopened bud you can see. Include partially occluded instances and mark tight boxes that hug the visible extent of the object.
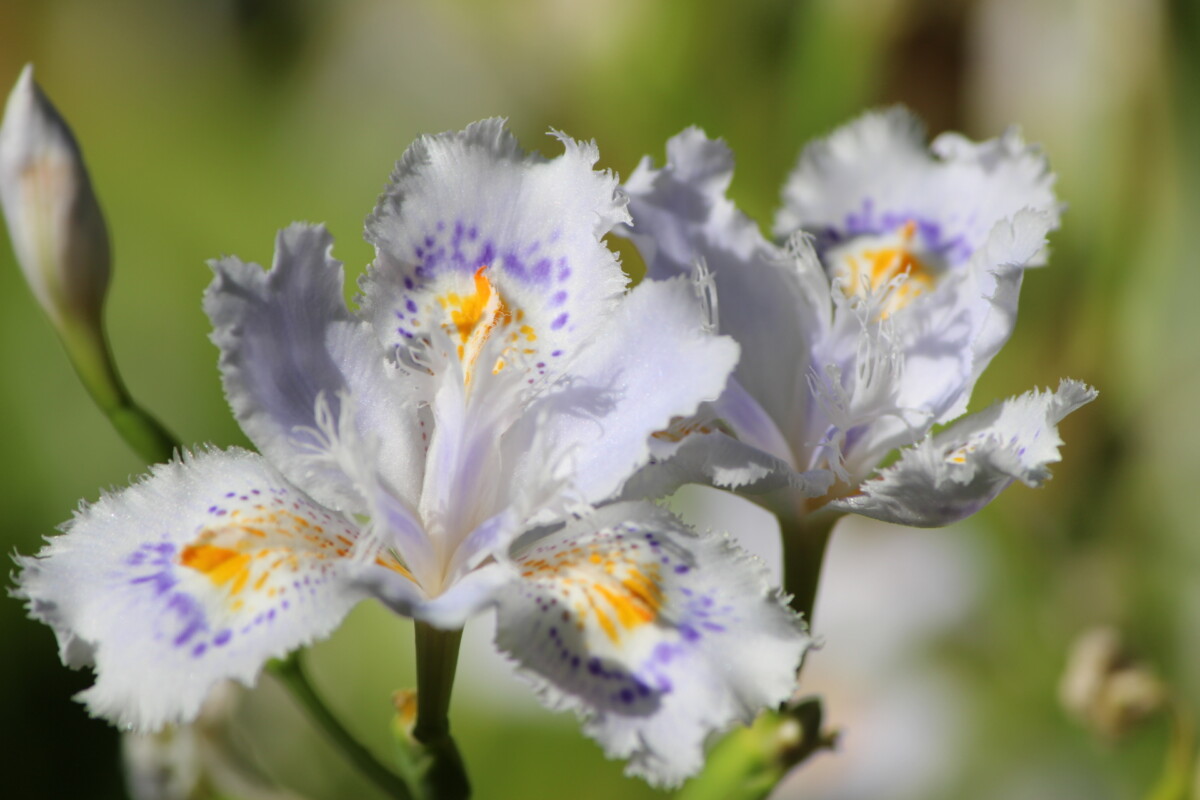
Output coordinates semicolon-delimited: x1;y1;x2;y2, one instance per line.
0;64;111;331
0;66;177;464
1059;626;1168;740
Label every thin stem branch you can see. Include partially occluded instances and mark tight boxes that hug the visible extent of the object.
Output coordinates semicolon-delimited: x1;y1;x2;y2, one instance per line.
676;696;836;800
61;315;177;463
269;655;415;800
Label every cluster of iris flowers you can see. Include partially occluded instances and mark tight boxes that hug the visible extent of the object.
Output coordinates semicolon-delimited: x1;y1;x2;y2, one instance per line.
1;64;1093;796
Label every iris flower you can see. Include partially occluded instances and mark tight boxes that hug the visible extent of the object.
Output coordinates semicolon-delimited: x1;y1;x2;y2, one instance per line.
619;108;1095;530
15;121;810;786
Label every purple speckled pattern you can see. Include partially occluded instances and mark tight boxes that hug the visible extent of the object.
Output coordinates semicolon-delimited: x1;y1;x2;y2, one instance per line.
363;120;631;393
406;219;567;285
389;217;575;347
499;516;753;715
812;197;975;266
114;473;371;661
506;572;663;712
123;540;220;657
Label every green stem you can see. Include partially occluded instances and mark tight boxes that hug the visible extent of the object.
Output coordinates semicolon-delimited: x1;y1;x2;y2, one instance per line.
412;623;470;800
1143;702;1196;800
60;314;177;463
269;654;415;800
779;511;840;629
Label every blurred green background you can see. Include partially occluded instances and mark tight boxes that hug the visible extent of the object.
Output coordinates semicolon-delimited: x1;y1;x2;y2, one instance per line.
1;0;1197;798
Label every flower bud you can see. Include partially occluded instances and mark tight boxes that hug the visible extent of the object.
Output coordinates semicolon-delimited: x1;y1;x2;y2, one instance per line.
0;65;178;464
0;64;111;331
1059;626;1168;739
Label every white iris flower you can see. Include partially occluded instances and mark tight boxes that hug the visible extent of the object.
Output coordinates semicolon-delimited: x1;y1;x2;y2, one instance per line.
619;108;1096;527
15;121;810;786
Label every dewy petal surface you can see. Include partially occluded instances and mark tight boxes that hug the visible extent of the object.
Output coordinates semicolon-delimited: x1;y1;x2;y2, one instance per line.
494;502;809;787
832;380;1097;526
13;448;416;730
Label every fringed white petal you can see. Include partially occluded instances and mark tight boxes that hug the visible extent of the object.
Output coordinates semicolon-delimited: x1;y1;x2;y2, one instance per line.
494;502;810;787
206;224;426;513
501;277;740;506
774;106;1058;260
13;448;418;730
832;380;1097;526
361;118;630;392
625;431;834;501
621;127;817;435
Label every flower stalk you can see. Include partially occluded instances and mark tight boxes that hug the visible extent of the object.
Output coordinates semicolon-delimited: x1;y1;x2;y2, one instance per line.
413;624;462;745
778;508;841;627
403;623;470;800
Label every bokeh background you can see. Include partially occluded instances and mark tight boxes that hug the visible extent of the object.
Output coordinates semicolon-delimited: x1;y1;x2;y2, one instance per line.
1;0;1197;798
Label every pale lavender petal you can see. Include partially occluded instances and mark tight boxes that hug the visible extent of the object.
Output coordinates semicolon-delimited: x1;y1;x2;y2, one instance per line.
832;380;1097;526
888;208;1057;428
625;432;833;501
501;277;739;506
361;119;630;390
494;502;809;787
206;224;425;513
13;448;418;730
621;128;817;434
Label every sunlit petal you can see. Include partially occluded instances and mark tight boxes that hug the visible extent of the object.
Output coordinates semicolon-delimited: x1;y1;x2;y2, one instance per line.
14;448;415;730
832;380;1097;526
206;224;425;513
495;502;809;786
